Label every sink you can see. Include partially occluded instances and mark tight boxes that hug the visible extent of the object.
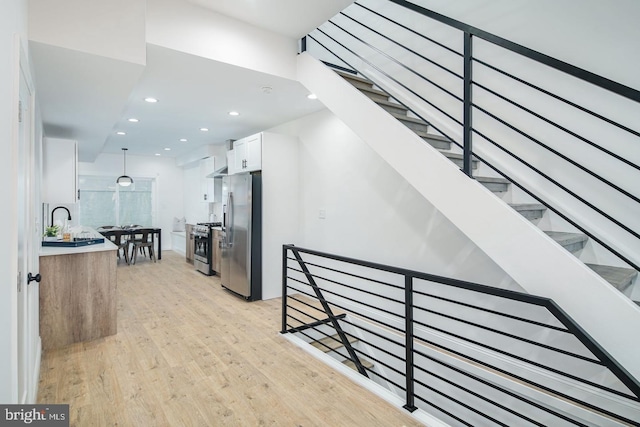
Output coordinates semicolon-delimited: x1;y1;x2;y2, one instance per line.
42;237;105;247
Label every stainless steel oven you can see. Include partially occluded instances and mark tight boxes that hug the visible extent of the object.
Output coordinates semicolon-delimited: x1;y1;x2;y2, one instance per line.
192;222;221;276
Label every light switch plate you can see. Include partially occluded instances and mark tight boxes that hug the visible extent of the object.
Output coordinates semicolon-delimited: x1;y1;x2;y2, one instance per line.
319;209;326;219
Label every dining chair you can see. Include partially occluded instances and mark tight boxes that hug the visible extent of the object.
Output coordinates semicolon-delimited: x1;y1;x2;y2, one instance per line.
131;228;156;264
106;229;130;264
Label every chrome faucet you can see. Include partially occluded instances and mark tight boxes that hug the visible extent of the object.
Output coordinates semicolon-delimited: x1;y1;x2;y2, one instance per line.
50;206;72;227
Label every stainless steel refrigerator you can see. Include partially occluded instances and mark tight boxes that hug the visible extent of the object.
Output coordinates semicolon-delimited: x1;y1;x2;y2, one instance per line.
221;173;262;300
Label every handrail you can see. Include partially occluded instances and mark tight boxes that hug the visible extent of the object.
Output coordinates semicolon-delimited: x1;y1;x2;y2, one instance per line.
303;0;640;272
388;0;640;103
281;244;640;426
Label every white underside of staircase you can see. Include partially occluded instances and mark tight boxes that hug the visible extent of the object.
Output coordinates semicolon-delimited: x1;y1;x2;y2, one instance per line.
296;53;640;380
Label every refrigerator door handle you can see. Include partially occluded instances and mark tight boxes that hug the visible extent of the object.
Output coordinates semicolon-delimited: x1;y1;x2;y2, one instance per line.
227;191;233;248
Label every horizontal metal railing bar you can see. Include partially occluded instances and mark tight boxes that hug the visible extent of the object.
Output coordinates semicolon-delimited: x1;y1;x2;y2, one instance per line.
287;245;551;306
289;266;404;305
472;125;640;241
354;2;463;58
413;319;633;398
285;316;345;334
337;316;405;351
413;333;639;414
287;264;405;301
414;349;583;427
311;30;463;126
290;276;405;321
286;303;324;322
295;324;408;392
340;10;463;80
414;378;511;427
414;364;550;427
413;289;569;332
333;14;463;100
544;301;640;402
336;319;406;360
473;57;640;142
287;256;404;290
413;305;601;363
473;77;640;172
473;99;640;204
320;60;356;75
307;32;462;148
287;281;407;334
388;0;640;104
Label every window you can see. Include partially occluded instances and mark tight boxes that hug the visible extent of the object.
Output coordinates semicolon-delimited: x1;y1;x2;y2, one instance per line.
78;175;155;228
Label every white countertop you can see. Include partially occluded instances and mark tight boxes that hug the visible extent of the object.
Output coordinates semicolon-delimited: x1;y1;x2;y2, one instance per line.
40;227;118;257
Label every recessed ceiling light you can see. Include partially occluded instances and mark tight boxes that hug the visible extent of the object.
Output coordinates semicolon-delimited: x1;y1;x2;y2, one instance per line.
200;128;209;132
144;97;158;103
229;111;239;116
164;147;171;151
128;118;139;123
179;138;187;142
307;93;318;100
155;153;161;156
116;131;126;135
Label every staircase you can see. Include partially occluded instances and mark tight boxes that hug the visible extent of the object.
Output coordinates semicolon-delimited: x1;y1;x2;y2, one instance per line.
337;70;639;299
310;333;375;372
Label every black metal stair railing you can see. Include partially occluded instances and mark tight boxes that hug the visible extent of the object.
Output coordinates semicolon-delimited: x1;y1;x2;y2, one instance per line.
301;0;640;272
280;244;640;427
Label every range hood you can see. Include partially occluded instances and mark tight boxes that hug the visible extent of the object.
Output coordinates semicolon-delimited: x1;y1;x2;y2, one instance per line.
208;165;227;178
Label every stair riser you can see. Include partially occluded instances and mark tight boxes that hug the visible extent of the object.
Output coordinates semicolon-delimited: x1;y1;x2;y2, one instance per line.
447;157;478;170
480;182;509;193
422;137;451;150
561;241;586;254
377;102;409;116
516;210;545;221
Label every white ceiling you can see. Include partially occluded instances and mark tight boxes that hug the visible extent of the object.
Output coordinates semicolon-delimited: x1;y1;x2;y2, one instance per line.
29;0;353;162
185;0;353;38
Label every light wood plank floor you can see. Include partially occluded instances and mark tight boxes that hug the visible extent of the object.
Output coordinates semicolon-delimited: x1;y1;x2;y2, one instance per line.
37;251;423;426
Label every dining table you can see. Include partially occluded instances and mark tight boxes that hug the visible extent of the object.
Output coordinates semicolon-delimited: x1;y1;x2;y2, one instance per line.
98;227;162;261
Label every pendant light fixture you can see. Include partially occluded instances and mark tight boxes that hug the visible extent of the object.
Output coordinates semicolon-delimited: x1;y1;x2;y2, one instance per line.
116;147;133;187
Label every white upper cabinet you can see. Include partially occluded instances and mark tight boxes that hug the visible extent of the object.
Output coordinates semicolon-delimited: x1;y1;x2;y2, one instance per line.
233;133;262;173
227;149;237;175
200;157;216;202
43;138;78;204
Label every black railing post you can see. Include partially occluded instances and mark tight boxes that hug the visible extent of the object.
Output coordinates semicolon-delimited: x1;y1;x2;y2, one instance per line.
463;32;473;177
403;275;417;412
281;245;289;334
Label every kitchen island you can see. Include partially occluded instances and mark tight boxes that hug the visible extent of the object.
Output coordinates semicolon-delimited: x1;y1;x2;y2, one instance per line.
39;228;118;350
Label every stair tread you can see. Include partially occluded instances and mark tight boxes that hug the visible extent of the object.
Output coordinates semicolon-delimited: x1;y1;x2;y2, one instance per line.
336;70;373;86
343;358;374;370
390;112;426;124
310;334;358;353
585;264;638;291
372;98;408;110
413;130;449;141
545;231;588;246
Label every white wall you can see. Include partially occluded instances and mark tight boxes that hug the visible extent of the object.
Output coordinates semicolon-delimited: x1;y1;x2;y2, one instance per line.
0;0;28;404
270;109;520;289
28;0;146;65
78;153;184;250
146;0;297;79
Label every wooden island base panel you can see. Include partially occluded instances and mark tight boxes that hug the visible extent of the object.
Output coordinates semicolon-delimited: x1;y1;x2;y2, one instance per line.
39;249;117;350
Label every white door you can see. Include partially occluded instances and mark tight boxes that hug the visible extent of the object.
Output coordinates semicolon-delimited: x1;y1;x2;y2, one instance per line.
17;48;39;404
